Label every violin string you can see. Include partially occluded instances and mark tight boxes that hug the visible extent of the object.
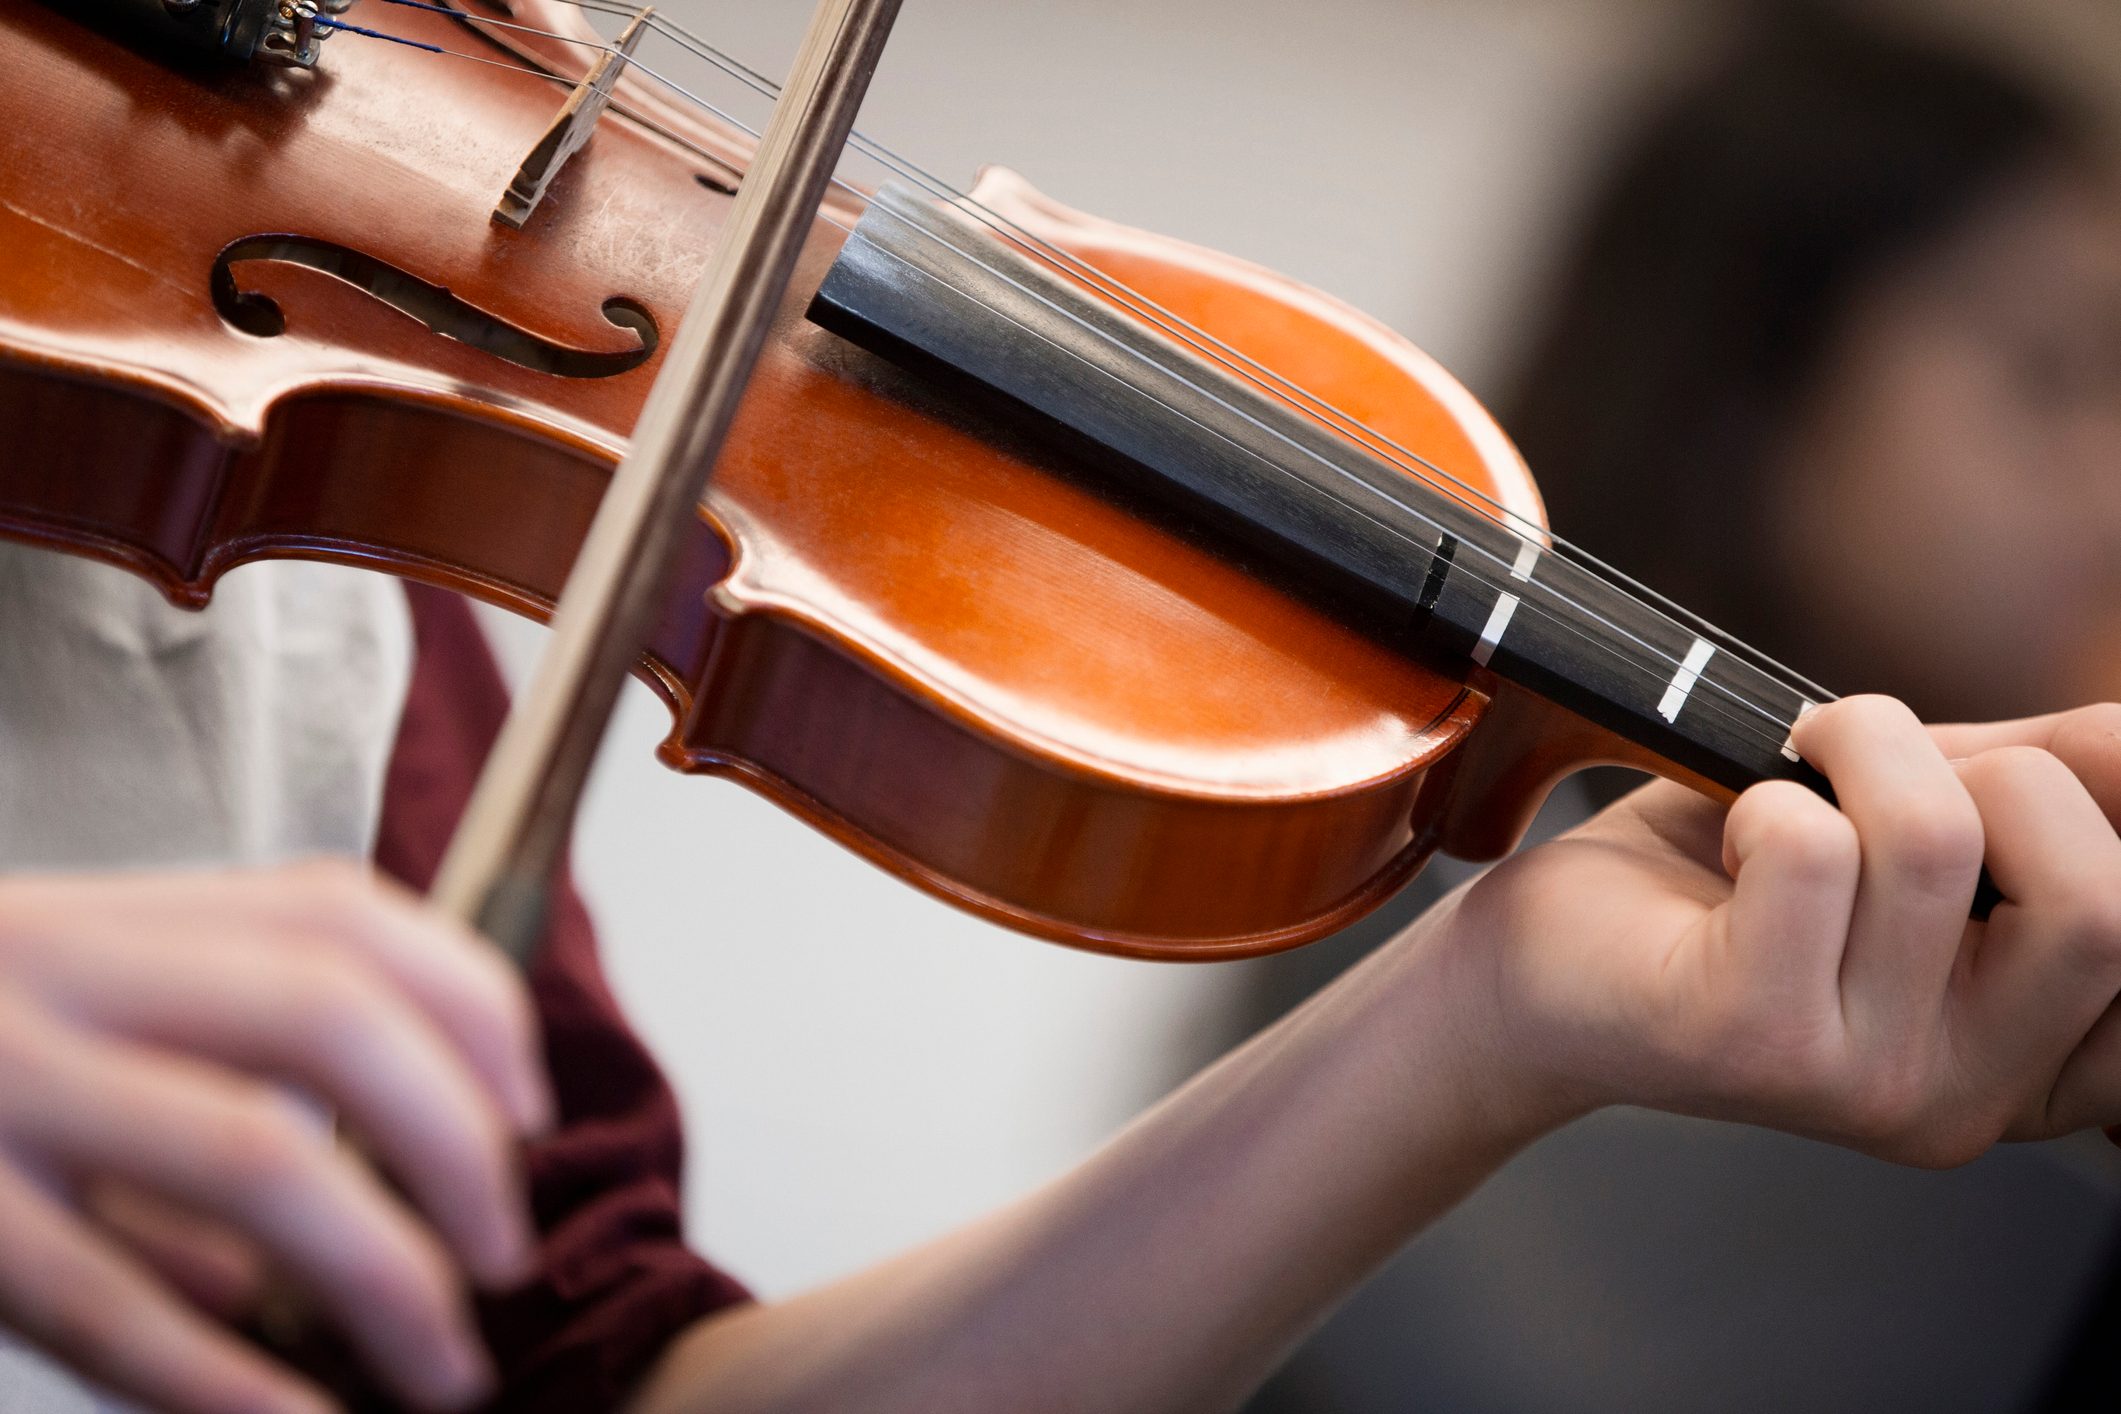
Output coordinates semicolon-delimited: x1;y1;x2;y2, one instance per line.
815;196;1816;761
530;0;1836;710
534;10;1578;536
323;10;1815;763
527;0;1838;730
585;34;1831;762
327;6;1817;760
370;0;1810;723
324;6;1820;758
379;0;1577;559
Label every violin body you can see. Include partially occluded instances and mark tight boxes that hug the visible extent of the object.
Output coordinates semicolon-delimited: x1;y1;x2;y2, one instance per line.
0;0;1621;958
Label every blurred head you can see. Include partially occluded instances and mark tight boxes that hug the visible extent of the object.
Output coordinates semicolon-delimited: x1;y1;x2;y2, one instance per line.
1506;1;2121;722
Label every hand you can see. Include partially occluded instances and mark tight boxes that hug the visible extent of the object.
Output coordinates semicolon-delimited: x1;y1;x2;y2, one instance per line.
1439;698;2121;1165
0;860;552;1414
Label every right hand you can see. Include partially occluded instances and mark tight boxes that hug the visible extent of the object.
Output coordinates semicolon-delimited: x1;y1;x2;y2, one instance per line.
0;860;552;1414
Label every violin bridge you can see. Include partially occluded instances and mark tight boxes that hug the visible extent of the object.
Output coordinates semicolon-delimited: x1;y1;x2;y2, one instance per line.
493;6;654;230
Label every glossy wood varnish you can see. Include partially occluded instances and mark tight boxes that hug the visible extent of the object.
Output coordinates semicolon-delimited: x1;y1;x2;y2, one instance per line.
0;0;1596;958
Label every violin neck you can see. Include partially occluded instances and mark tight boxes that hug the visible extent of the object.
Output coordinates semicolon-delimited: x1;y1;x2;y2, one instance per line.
809;183;1828;811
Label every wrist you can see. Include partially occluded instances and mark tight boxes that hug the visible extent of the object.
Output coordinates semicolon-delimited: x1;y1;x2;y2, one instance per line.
1368;883;1600;1160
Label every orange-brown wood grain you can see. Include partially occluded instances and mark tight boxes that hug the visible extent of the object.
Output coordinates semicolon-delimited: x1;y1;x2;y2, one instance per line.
0;0;1606;957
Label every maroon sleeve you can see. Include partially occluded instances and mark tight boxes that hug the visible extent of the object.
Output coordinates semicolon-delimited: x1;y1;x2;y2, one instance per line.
372;583;750;1411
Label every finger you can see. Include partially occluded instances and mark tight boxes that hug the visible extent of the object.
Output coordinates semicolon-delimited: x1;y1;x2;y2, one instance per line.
1793;697;1985;1043
0;1154;333;1414
1950;747;2121;1110
42;931;535;1287
1931;704;2121;822
83;1180;269;1322
2036;705;2121;825
1928;710;2081;758
2032;1000;2121;1135
1716;779;1861;1019
257;862;555;1136
13;863;553;1136
3;1017;496;1412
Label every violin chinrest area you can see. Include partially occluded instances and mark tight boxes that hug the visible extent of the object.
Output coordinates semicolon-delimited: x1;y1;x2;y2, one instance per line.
0;0;1542;957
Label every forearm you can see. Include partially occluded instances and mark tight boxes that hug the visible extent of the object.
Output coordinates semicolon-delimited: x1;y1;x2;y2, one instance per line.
629;898;1569;1414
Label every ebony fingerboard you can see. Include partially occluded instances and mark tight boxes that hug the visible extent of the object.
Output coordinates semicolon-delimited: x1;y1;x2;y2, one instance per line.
814;186;1830;786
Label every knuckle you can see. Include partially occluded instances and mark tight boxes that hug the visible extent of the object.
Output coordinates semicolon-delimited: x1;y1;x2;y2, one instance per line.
1822;694;1920;738
337;1228;455;1326
1966;744;2068;792
1876;801;1985;891
2056;702;2121;755
281;954;390;1050
1735;777;1815;814
2046;879;2121;964
201;1089;326;1199
1763;805;1861;883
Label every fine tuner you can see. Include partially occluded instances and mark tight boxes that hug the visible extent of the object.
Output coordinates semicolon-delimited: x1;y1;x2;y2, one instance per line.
91;0;359;66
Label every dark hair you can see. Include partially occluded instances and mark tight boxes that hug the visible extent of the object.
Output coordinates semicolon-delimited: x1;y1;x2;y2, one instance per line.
1502;2;2080;661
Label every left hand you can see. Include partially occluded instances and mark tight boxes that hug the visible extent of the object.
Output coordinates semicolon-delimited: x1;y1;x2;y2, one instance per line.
1439;697;2121;1166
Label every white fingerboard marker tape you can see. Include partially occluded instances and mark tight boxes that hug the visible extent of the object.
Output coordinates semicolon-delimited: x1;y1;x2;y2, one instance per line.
1473;593;1519;668
1781;699;1814;761
1657;638;1716;723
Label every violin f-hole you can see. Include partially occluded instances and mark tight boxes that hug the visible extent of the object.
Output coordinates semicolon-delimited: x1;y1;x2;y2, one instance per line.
210;235;658;378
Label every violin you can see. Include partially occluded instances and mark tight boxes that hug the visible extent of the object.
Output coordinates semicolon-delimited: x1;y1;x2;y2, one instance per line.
0;0;1892;958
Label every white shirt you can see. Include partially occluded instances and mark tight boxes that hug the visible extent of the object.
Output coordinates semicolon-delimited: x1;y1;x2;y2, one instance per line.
0;543;414;1410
